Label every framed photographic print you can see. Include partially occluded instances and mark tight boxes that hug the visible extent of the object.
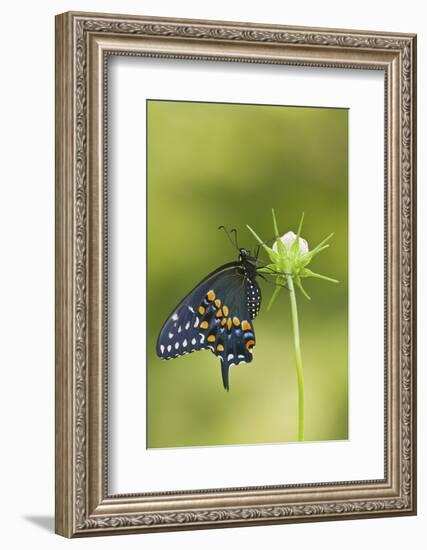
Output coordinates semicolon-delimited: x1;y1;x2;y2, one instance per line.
55;11;417;537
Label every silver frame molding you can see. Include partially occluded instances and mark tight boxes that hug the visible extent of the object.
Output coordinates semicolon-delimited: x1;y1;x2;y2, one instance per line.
55;11;417;538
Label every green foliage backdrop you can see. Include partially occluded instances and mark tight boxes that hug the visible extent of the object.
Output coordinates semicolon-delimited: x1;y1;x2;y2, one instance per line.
147;100;348;448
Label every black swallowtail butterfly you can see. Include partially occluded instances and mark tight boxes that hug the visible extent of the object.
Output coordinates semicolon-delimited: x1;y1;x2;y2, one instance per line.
156;246;262;391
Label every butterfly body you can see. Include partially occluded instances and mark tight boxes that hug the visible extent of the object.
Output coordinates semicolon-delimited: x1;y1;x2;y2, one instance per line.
156;248;261;390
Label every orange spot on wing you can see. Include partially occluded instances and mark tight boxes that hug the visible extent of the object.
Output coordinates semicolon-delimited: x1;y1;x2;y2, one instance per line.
214;299;221;308
222;305;229;316
198;306;205;315
216;344;224;352
207;335;216;343
200;321;209;330
246;339;255;351
221;318;227;326
233;317;240;327
207;290;216;302
227;318;232;331
241;320;251;331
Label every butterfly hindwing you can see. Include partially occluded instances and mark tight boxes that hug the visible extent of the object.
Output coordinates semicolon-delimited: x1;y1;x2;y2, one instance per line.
196;288;257;390
156;262;261;390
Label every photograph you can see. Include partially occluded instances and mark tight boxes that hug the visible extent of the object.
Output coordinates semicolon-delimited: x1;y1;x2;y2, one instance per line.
147;99;348;448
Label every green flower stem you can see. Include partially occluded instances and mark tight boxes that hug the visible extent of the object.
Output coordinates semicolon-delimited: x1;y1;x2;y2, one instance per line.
247;211;338;442
286;274;304;442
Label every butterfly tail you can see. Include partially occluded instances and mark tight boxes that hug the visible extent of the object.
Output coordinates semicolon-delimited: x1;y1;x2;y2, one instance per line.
221;360;230;392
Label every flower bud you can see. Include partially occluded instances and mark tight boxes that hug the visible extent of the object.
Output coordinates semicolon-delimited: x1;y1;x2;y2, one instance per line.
273;231;309;255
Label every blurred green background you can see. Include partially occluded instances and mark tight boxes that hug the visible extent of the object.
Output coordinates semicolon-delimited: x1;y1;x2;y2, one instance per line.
147;100;348;448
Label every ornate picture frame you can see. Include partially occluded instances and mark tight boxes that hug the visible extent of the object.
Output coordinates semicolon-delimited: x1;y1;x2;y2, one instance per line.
55;11;417;537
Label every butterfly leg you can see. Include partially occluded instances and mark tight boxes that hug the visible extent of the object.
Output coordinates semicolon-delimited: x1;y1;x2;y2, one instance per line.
258;272;289;289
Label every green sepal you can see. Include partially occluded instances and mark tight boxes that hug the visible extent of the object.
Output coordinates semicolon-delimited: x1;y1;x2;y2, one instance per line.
272;208;280;239
271;208;286;256
295;276;311;300
300;233;334;264
267;283;283;311
291;212;305;258
301;268;339;283
246;224;280;263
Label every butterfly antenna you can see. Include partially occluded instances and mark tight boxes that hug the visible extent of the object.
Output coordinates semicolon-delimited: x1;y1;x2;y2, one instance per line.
218;225;239;251
230;228;240;249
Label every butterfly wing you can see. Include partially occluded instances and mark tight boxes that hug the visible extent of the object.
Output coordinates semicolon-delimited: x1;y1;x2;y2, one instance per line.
156;262;261;390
